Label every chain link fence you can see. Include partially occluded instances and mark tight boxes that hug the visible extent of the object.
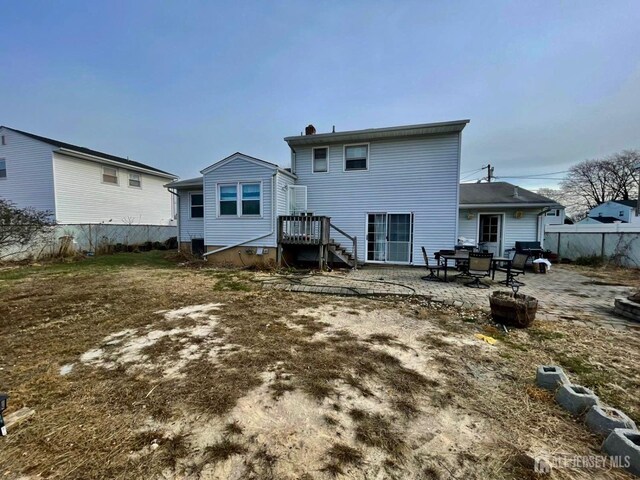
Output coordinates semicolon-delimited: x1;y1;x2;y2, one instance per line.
1;224;178;261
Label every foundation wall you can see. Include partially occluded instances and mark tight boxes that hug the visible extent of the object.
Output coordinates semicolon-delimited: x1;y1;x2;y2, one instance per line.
205;245;277;267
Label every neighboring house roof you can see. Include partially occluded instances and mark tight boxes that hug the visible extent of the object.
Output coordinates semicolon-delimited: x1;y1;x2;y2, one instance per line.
165;177;203;189
200;152;296;178
284;119;470;146
606;199;638;209
459;182;562;208
587;216;627;224
0;126;176;178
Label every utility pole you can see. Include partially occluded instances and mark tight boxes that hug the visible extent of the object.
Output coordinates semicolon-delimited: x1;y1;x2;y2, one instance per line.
482;164;494;183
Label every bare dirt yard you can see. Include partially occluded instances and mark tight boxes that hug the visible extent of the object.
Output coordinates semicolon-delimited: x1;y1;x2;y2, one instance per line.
0;252;638;479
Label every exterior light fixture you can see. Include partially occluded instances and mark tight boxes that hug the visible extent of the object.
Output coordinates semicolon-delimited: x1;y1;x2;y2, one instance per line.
0;393;7;436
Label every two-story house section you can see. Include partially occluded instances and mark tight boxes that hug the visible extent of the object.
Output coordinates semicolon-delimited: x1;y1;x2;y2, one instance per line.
579;199;640;224
285;120;469;265
0;126;177;225
167;120;469;267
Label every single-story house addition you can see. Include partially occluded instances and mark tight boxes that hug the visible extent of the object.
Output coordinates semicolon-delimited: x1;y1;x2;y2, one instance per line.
578;199;640;225
0;126;177;225
458;182;564;256
167;120;470;266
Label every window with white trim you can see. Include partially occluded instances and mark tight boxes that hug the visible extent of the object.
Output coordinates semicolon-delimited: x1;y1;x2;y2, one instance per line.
312;147;328;173
0;159;6;179
128;173;141;188
102;166;118;184
344;144;368;171
190;193;204;218
219;185;238;216
241;183;261;215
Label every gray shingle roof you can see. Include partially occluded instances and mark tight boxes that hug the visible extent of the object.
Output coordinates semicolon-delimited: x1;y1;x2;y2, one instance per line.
165;177;203;188
459;182;561;206
1;126;175;177
609;199;638;209
589;216;627;224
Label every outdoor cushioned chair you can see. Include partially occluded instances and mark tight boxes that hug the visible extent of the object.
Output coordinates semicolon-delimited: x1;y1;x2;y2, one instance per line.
465;252;493;289
421;247;445;282
498;252;529;286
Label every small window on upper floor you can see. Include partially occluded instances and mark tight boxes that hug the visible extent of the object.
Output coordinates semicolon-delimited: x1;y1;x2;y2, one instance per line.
102;166;118;184
128;173;142;188
620;211;624;216
546;210;556;216
190;193;204;218
312;147;328;173
344;144;368;171
1;135;6;146
0;159;6;178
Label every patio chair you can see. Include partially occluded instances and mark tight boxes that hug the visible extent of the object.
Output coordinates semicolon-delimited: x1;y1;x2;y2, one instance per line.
455;249;471;276
497;252;529;286
421;247;445;282
465;252;493;289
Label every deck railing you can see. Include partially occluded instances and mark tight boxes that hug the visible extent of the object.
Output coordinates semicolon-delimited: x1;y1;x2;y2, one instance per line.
278;215;331;245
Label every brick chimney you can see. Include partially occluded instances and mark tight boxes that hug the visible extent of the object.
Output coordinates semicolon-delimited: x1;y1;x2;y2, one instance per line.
305;124;316;135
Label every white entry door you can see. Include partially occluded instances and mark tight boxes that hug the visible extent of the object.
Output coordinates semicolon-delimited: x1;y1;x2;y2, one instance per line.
366;213;413;263
478;214;502;256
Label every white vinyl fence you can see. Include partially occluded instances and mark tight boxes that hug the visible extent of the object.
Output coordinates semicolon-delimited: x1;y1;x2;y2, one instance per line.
1;224;178;261
544;224;640;268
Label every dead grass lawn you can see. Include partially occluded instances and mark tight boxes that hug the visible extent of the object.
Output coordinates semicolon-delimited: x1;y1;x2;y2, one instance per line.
0;253;638;479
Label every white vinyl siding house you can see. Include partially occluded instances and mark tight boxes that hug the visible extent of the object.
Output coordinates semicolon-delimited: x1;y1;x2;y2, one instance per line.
167;121;470;266
0;126;177;225
290;133;463;264
458;182;564;256
200;153;295;250
0;127;57;213
579;200;640;224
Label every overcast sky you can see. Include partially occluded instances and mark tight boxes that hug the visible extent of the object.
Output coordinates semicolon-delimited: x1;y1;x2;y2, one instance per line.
2;1;639;189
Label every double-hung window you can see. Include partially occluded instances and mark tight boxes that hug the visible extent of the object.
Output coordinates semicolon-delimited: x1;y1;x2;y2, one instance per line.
219;185;237;216
312;147;328;173
218;183;261;216
128;173;141;188
102;166;118;184
241;183;261;215
344;144;368;171
0;159;6;179
190;193;204;218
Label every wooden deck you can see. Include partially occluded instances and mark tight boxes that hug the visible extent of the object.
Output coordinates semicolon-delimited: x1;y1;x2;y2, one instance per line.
277;215;358;269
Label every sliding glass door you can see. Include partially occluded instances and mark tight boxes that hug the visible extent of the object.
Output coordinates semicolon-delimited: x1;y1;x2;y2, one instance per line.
366;213;413;263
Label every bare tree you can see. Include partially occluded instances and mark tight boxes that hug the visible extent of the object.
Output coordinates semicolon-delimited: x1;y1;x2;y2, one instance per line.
0;199;54;257
560;150;639;213
536;187;585;221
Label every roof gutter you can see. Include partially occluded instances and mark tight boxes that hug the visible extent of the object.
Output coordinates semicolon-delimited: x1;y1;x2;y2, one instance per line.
460;203;563;209
56;147;177;179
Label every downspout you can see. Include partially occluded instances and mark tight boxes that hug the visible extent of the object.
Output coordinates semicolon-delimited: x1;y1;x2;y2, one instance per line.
537;207;552;248
167;188;180;247
203;172;277;257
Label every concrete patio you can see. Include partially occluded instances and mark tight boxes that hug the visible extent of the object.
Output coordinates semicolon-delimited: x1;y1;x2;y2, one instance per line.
263;264;638;330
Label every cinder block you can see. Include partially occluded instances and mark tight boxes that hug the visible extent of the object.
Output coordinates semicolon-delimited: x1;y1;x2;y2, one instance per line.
602;429;640;477
586;405;637;436
536;365;569;391
555;384;599;416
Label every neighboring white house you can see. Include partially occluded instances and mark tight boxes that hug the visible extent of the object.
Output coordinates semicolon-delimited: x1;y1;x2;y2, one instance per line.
458;182;564;256
0;126;177;225
578;200;640;225
166;120;470;266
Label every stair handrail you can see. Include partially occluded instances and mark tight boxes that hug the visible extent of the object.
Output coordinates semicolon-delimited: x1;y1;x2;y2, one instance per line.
329;222;358;270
